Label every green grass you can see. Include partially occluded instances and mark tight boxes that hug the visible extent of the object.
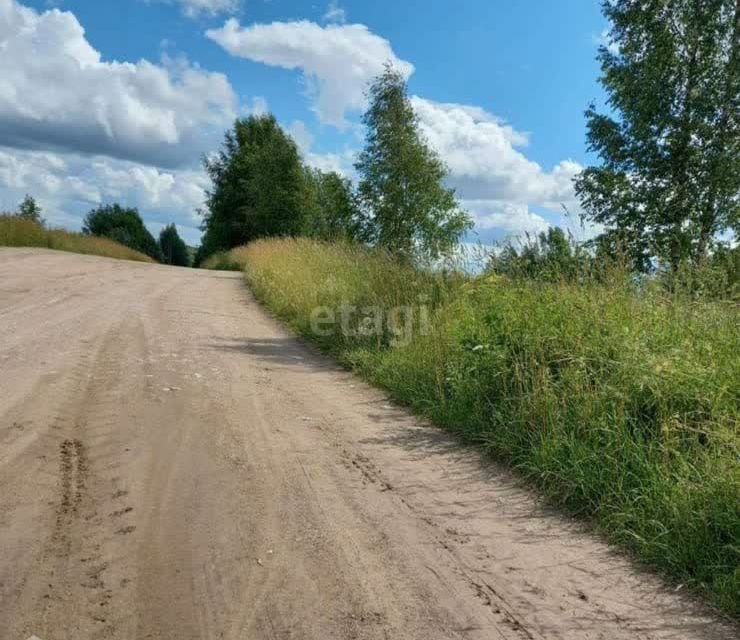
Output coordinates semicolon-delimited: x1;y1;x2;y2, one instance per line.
0;215;155;263
200;249;248;271
233;237;738;616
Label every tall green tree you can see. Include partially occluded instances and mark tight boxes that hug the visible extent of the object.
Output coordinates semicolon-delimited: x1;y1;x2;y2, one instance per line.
17;195;44;226
575;0;740;272
355;66;472;262
197;114;306;264
159;223;190;267
83;204;162;261
302;168;362;241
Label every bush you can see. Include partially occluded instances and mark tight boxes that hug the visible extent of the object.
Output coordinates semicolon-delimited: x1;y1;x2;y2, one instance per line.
237;237;739;616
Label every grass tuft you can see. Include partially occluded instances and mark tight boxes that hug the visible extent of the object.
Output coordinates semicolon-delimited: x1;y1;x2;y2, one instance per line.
0;216;154;263
231;237;739;616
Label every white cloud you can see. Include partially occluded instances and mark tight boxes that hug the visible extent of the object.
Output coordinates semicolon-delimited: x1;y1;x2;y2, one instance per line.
288;119;355;176
462;200;550;237
411;97;581;206
246;96;269;116
304;148;355;176
287;120;314;152
0;0;237;167
0;147;208;243
206;19;414;128
406;97;586;241
323;1;346;24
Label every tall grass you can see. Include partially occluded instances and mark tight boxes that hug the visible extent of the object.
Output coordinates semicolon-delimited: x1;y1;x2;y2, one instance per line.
200;249;249;271
0;216;154;263
236;237;738;616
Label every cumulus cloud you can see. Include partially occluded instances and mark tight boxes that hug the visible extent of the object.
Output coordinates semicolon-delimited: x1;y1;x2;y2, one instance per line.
206;19;414;128
0;147;208;243
462;200;550;236
411;97;581;206
404;97;587;239
288;120;355;176
0;0;237;167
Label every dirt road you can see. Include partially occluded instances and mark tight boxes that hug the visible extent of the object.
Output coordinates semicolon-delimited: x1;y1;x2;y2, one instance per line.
0;248;733;640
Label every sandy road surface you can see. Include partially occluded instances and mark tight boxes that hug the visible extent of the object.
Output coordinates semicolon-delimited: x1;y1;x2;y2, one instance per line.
0;248;733;640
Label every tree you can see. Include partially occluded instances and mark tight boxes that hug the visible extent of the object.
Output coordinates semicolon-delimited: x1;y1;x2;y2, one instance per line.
83;204;162;261
159;224;190;267
575;0;740;272
17;195;44;226
355;66;472;262
197;114;307;264
302;168;362;241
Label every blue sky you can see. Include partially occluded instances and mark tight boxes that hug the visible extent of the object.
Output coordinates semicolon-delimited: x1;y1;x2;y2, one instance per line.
1;0;609;245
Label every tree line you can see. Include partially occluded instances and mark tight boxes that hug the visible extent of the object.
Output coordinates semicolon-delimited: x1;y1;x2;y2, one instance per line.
194;65;470;267
80;204;190;266
196;0;738;287
7;196;191;267
12;65;468;271
11;0;738;284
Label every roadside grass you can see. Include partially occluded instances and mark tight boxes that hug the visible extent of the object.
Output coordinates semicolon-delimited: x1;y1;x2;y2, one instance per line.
0;216;154;263
227;237;738;616
200;249;249;271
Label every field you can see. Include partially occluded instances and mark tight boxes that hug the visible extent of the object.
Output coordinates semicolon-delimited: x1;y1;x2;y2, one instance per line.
217;237;739;616
0;215;155;263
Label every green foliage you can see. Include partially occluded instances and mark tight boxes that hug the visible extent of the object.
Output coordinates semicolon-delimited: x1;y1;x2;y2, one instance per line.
83;204;162;261
241;237;739;616
159;223;190;267
708;243;740;297
196;114;307;265
487;227;598;283
194;75;475;265
575;0;740;271
0;215;154;262
355;66;472;263
16;195;45;226
659;243;740;300
301;168;362;241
